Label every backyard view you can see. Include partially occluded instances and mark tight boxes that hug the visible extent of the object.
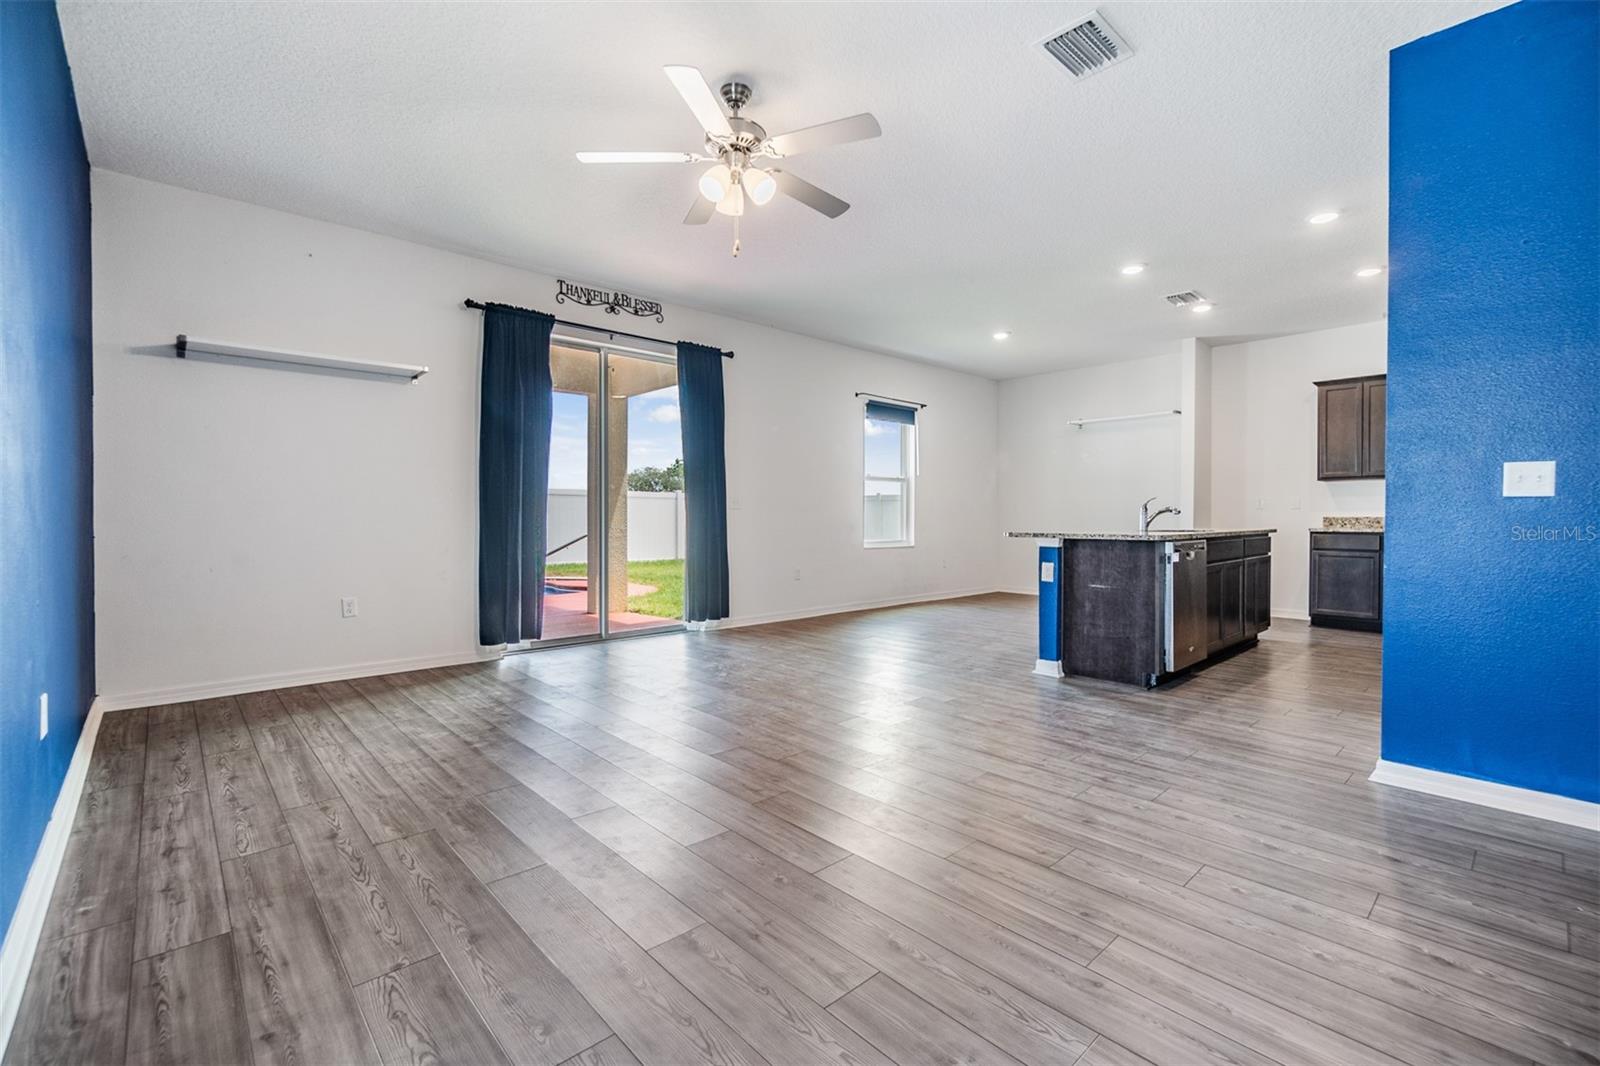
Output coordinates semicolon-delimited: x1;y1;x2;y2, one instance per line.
581;455;687;618
546;558;683;619
541;355;685;637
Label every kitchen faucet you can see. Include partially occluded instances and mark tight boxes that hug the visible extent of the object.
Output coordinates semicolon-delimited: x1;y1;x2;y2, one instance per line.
1139;496;1182;535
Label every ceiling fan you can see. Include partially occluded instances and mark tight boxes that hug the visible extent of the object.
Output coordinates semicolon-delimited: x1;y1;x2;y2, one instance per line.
576;66;881;256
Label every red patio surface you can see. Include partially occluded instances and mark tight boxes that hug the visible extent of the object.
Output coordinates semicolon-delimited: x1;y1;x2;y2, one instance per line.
539;579;679;640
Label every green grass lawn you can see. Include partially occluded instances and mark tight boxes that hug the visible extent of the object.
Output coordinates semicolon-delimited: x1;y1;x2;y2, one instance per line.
545;558;684;619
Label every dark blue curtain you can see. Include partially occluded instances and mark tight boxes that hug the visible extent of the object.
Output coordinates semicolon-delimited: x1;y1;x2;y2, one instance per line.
864;399;917;425
478;305;555;645
677;341;731;622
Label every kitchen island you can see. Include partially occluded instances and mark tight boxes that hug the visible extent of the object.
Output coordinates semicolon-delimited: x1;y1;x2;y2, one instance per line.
1008;530;1276;687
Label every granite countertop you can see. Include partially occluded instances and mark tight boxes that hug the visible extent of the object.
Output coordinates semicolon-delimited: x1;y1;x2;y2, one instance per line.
1317;516;1384;531
1006;529;1276;541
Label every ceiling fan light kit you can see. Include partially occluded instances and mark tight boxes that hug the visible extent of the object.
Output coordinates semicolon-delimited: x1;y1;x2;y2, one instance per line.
742;167;777;206
715;183;745;217
577;66;880;257
698;162;732;203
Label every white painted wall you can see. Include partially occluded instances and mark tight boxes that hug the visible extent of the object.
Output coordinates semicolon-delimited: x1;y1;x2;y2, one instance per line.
1209;319;1387;618
1178;339;1212;528
996;321;1386;610
996;350;1184;590
91;171;1000;704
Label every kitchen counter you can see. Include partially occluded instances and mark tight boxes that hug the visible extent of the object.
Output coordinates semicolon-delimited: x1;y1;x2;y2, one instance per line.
1007;529;1276;541
1315;515;1383;531
1016;530;1275;687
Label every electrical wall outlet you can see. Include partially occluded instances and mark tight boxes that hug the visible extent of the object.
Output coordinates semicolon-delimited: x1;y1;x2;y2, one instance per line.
341;596;359;618
1503;460;1556;497
39;692;48;740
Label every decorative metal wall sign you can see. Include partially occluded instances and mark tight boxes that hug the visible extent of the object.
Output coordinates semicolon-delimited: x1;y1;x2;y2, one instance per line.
556;279;665;322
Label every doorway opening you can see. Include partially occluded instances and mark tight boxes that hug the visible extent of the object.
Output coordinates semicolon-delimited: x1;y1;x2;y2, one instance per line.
534;337;686;645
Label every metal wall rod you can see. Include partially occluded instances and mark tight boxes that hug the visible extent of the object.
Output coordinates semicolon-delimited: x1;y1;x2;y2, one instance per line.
854;391;928;409
1068;408;1180;428
463;299;733;358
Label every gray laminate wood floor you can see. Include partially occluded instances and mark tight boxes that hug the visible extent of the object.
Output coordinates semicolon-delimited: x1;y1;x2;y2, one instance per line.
8;594;1598;1065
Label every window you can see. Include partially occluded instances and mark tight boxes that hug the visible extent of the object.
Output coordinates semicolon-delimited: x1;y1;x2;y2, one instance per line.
863;401;916;547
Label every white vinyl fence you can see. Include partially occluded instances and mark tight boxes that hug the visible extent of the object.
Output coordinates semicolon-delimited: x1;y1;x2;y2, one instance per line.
546;489;686;563
864;492;905;543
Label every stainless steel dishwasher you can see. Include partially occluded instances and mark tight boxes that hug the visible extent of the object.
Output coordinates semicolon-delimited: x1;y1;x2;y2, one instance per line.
1164;539;1208;672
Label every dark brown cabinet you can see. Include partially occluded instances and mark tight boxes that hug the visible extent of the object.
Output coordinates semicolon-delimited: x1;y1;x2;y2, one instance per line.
1206;559;1244;652
1316;374;1386;480
1309;531;1383;631
1243;554;1272;638
1055;534;1275;688
1205;537;1271;654
1363;378;1385;477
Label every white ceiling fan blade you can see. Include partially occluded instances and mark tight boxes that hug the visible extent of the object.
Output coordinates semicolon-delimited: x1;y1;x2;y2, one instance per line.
683;197;715;225
663;66;734;139
766;113;881;158
771;170;850;218
575;151;693;163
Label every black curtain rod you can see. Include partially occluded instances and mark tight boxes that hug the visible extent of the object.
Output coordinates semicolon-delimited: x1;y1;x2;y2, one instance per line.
855;391;927;409
463;299;733;359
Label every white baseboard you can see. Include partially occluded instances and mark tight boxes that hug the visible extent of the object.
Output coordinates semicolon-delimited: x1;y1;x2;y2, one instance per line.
95;649;502;712
0;697;105;1056
1369;759;1600;831
706;586;1003;631
1271;609;1311;622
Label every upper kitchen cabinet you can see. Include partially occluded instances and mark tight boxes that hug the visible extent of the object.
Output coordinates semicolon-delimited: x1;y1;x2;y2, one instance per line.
1316;374;1386;479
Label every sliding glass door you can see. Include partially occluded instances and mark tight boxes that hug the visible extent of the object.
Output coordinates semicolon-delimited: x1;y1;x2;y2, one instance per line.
532;338;684;645
604;350;685;637
542;342;602;641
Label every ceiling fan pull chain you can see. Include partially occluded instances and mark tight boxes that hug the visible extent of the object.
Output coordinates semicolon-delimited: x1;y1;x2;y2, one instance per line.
732;212;742;258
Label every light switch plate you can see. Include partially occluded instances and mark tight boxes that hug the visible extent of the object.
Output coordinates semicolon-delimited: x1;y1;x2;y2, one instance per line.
1040;561;1055;583
1503;461;1556;497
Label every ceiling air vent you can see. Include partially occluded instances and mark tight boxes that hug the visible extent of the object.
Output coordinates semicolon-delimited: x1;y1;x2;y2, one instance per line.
1040;12;1133;80
1165;291;1205;307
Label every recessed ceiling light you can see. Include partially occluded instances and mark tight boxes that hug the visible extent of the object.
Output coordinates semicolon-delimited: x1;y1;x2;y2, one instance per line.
1120;263;1146;276
1354;266;1384;278
1190;302;1214;313
992;330;1012;341
1307;210;1340;225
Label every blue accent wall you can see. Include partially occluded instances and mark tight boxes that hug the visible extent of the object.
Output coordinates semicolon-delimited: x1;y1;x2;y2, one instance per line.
1384;0;1599;804
1;2;95;938
1037;542;1062;664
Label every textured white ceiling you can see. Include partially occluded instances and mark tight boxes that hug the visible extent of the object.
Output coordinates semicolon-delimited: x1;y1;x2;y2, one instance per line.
58;0;1505;378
